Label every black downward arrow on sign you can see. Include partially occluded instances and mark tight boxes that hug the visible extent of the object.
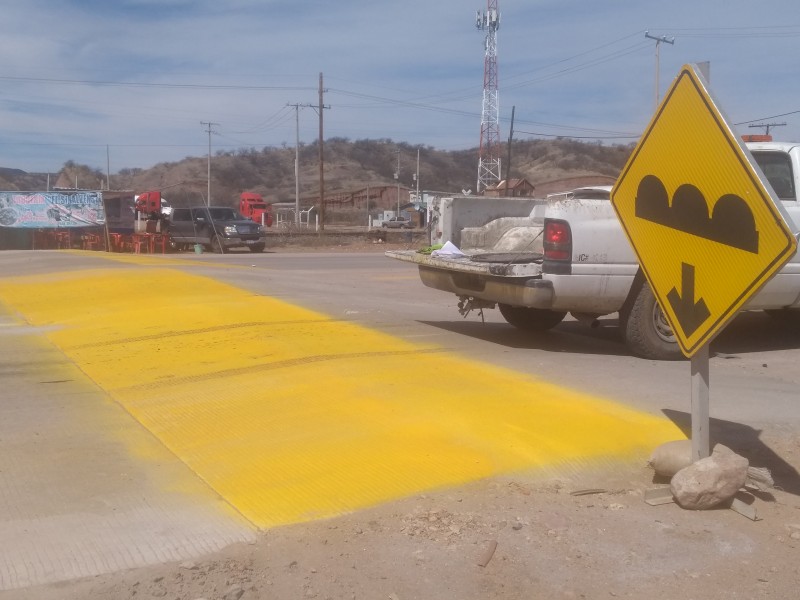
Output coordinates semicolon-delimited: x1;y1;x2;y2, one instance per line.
666;263;710;337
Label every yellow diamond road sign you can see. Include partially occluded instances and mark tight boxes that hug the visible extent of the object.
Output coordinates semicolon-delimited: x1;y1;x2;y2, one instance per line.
612;64;797;358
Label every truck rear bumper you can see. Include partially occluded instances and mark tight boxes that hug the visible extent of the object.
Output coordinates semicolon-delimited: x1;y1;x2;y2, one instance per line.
386;249;551;307
418;265;554;307
386;249;635;314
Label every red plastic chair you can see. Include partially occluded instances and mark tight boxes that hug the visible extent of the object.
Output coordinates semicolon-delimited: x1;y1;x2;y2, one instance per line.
56;231;72;249
131;234;147;254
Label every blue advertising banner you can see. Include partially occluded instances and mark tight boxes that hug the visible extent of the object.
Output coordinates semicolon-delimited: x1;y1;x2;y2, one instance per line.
0;191;105;228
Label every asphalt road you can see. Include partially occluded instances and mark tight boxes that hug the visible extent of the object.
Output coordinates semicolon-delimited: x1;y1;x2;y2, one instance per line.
200;249;800;426
1;248;799;592
188;247;800;493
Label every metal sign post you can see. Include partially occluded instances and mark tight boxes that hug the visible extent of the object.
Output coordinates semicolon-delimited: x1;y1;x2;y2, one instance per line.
691;343;710;460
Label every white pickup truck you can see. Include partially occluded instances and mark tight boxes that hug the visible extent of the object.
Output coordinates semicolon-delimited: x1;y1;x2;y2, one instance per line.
386;141;800;360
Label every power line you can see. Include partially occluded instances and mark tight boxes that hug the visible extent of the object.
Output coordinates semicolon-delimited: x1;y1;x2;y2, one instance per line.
735;109;800;125
227;105;295;134
0;48;793;159
0;34;669;143
0;75;315;92
661;26;800;39
503;31;644;86
515;129;639;140
503;41;651;91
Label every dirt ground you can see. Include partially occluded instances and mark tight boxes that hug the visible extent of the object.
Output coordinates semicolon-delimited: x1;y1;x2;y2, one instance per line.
4;235;800;600
7;431;800;600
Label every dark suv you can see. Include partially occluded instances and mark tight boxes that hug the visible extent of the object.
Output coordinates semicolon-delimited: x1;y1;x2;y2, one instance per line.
167;207;266;253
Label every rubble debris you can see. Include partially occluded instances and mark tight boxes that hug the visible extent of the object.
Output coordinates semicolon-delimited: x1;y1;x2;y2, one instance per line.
746;466;775;491
727;492;759;521
477;540;498;567
569;488;607;496
643;486;674;506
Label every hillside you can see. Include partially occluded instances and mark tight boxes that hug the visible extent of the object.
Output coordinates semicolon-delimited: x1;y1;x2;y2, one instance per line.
1;138;634;207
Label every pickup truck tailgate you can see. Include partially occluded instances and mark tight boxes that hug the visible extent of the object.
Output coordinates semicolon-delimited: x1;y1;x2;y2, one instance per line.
385;250;543;277
386;250;554;308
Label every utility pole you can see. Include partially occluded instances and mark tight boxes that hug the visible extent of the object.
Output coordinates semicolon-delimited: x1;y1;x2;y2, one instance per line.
295;104;301;226
395;150;401;217
317;73;330;231
414;147;420;203
365;185;370;226
201;121;219;206
504;105;515;197
749;122;786;137
645;31;674;111
287;103;315;226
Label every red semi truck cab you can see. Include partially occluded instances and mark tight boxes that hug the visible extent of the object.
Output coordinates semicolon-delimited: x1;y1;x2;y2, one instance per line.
134;190;161;215
239;192;273;227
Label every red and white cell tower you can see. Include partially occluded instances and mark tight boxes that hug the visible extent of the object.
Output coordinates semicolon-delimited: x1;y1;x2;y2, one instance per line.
475;1;501;194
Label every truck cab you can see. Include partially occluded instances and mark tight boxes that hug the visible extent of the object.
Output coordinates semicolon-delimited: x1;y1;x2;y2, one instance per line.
239;192;273;227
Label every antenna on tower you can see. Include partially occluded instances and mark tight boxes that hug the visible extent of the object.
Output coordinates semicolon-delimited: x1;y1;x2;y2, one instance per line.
475;1;501;194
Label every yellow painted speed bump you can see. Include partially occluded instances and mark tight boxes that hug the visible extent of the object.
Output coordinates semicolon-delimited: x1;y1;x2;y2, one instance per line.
0;266;682;528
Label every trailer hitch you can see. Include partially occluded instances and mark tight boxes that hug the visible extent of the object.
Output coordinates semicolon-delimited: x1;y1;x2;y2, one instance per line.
457;296;496;323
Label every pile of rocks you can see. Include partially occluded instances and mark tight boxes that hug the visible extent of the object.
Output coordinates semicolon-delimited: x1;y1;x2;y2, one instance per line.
648;441;772;510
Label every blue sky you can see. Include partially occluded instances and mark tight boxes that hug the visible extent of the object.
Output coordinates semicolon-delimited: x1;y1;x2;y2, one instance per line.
0;0;798;174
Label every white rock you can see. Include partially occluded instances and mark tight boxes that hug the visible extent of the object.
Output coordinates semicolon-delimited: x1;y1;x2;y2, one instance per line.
648;440;693;477
670;444;749;510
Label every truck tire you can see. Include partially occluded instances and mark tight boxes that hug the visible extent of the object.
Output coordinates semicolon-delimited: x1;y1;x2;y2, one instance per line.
248;243;265;253
211;235;225;254
621;283;682;360
498;304;566;331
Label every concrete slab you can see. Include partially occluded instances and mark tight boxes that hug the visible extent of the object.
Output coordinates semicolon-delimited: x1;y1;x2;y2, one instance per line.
0;313;255;591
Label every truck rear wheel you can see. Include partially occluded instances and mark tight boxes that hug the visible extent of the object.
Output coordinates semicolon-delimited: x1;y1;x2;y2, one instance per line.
498;304;566;331
621;283;682;360
248;244;265;253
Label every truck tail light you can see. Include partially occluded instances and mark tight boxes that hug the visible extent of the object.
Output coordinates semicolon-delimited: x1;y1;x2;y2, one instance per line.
544;219;572;261
543;219;572;275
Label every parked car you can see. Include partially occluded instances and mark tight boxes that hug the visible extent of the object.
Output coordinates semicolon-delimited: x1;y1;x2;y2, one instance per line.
382;217;414;229
167;206;266;253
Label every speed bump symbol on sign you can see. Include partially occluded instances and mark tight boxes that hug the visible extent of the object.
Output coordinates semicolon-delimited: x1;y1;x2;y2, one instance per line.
612;63;797;357
635;175;759;253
